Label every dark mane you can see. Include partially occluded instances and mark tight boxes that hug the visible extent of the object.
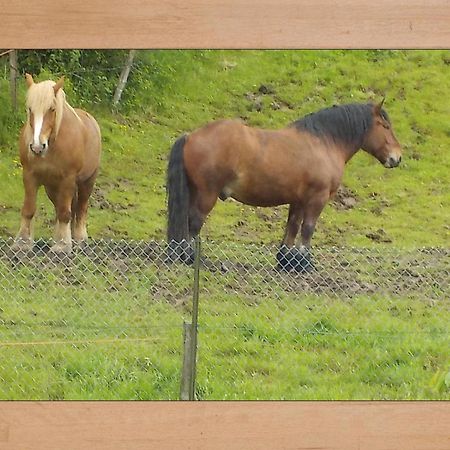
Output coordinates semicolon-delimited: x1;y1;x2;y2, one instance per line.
292;103;390;148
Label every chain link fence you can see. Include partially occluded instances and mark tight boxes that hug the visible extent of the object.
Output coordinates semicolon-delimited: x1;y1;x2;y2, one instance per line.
197;241;449;399
0;238;448;399
0;238;192;399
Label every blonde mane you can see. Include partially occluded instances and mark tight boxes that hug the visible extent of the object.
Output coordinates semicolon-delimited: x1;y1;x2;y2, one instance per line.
26;80;81;139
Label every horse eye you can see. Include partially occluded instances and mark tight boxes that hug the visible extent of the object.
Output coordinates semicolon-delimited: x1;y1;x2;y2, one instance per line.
383;123;390;129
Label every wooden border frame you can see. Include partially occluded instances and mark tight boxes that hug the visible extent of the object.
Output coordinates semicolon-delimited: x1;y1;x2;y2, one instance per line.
1;1;449;448
0;401;449;449
1;0;450;48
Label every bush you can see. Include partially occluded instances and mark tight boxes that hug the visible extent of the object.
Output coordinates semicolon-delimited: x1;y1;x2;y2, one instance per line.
2;50;129;107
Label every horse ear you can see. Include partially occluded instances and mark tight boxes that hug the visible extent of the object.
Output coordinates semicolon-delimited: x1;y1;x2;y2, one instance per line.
53;76;65;95
25;73;34;87
374;97;385;116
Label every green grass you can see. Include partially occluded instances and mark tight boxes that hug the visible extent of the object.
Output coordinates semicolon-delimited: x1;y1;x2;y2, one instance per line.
1;50;449;246
0;50;449;399
196;293;448;400
0;241;448;400
2;294;447;400
0;244;190;399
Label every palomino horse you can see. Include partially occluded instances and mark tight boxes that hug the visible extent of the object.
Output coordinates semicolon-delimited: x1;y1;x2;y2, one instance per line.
13;74;101;255
167;101;402;271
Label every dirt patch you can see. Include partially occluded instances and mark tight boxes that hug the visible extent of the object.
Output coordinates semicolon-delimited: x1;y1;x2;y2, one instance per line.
270;98;294;111
2;239;446;302
365;228;392;243
370;206;384;216
90;187;115;210
245;92;263;112
90;186;131;211
258;84;275;95
198;247;448;300
245;84;294;113
331;186;358;210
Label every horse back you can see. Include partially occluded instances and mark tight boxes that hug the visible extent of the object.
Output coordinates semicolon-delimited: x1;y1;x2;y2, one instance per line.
183;119;249;190
183;119;344;206
74;108;102;180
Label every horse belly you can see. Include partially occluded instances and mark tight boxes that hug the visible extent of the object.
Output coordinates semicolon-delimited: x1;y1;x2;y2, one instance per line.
227;131;313;206
229;175;298;207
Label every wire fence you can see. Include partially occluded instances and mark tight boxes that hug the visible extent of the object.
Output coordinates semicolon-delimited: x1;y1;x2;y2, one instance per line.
1;49;145;113
0;238;448;399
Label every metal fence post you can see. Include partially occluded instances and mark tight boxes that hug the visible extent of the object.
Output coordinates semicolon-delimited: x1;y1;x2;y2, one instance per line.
180;235;201;400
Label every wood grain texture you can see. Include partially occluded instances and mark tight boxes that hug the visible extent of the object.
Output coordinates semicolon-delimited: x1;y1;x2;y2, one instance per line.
0;402;449;449
0;0;449;49
1;2;449;448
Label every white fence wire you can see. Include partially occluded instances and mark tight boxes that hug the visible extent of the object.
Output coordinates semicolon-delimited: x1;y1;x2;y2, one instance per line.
0;238;448;399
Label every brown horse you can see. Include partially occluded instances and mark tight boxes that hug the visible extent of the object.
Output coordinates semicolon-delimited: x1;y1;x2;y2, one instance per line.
167;101;402;271
13;74;101;255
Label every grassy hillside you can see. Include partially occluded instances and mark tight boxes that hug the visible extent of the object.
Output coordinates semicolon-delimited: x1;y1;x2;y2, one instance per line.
0;51;448;400
1;50;449;248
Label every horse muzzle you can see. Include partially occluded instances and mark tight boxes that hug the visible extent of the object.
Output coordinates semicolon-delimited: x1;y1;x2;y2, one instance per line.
384;155;401;168
29;142;48;156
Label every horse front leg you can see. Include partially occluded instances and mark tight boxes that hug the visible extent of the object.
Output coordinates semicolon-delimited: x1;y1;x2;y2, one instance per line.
277;203;305;271
281;203;303;248
51;180;76;255
295;194;329;272
13;172;38;252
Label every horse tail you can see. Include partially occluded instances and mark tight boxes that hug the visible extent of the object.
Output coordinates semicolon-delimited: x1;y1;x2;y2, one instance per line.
167;134;189;244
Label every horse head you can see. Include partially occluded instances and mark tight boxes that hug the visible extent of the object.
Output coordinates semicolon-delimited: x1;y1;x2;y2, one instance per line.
362;99;402;169
25;73;65;157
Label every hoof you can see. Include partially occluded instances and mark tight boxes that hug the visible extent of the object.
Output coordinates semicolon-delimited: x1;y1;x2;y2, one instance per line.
33;239;52;254
277;245;314;273
49;241;73;259
73;239;88;251
10;238;34;256
166;240;195;264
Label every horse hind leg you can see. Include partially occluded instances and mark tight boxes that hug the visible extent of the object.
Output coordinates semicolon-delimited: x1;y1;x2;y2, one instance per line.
189;189;218;238
72;172;97;244
177;189;217;264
